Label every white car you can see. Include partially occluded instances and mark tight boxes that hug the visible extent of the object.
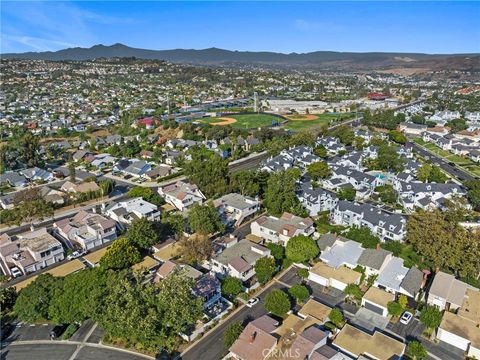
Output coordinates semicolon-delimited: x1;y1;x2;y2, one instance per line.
67;250;86;261
400;311;413;325
10;267;22;278
246;297;259;308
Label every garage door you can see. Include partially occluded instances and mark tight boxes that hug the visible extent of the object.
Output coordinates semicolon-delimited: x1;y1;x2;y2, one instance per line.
364;301;384;315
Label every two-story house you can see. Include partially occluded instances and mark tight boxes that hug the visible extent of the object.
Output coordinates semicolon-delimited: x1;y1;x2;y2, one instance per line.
250;212;314;246
213;193;260;227
158;180;206;212
104;197;161;224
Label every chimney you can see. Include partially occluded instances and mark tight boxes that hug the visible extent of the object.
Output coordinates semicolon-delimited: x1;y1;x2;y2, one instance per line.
249;331;257;344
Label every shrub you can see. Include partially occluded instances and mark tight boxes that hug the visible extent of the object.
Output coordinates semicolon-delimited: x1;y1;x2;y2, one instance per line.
297;268;309;279
223;321;244;348
329;308;345;328
62;323;79;340
387;301;403;317
264;289;291;318
288;285;310;303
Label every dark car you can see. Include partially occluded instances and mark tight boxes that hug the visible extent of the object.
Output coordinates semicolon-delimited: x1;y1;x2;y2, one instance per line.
50;324;68;339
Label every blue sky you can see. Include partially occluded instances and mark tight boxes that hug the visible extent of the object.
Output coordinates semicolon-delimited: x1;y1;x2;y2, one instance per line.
2;1;479;54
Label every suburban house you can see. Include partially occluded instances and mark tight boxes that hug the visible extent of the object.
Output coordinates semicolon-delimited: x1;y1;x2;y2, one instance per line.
261;154;293;172
210;239;270;287
20;167;54;182
213;193;260;227
191;275;222;309
357;246;393;277
54;210;117;250
399;122;427;135
361;286;395;317
426;271;472;311
436;288;480;359
144;164;174;180
158;180;206;212
228;315;279;360
250;212;314;246
104;197;161;224
123;160;152;178
308;261;361;291
331;201;407;242
61;181;101;195
374;257;424;299
0;172;27;188
0;229;64;276
332;324;405;360
319;239;364;269
288;326;341;360
398;182;466;211
297;183;338;216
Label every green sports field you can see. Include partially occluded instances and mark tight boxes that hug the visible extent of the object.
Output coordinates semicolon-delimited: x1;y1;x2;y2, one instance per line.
200;113;284;128
283;113;353;131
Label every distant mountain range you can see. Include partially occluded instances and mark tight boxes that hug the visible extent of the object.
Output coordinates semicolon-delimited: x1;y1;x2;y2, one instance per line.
2;43;479;71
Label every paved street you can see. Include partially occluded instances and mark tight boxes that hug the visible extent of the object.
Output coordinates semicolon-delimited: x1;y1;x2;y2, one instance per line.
180;282;285;360
386;318;425;341
409;141;476;182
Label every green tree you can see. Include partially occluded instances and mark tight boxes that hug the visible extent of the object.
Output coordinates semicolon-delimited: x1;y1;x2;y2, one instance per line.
128;186;165;206
230;171;260;197
264;170;303;216
264;289;291;317
429;166;448;183
406;341;428;360
177;234;213;265
398;294;408;310
0;287;17;315
99;179;116;195
297;268;309;279
288;284;310;303
313;145;328;158
267;243;285;261
344;283;363;303
388;130;407;144
100;238;141;270
285;235;319;263
387;301;403;317
465;180;480;209
377;145;404;173
345;226;380;249
330;126;355;145
254;257;276;284
307;161;331;180
49;268;109;324
419;305;443;329
68;162;76;182
446;118;467;133
221;277;243;297
185;155;229;197
188;202;224;236
417;164;432;183
14;274;63;322
223;321;244;348
328;308;345;328
376;185;398;204
126;218;159;249
337;187;356;201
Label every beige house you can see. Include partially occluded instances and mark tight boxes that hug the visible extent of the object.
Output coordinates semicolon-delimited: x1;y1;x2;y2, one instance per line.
0;229;64;276
308;261;361;291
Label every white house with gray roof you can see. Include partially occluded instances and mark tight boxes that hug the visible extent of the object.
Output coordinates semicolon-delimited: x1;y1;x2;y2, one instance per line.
297;183;338;216
398;182;466;211
251;212;314;246
331;201;407;242
104;197;161;224
213;193;260;227
374;257;424;299
210;239;271;285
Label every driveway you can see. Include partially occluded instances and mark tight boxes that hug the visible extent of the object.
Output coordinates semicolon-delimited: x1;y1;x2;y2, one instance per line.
386;318;425;341
350;308;389;332
278;266;303;286
308;282;345;307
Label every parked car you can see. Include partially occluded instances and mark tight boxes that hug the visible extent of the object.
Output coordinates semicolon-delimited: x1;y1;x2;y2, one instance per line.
67;250;87;261
400;311;413;325
10;267;22;278
246;297;259;308
50;324;68;340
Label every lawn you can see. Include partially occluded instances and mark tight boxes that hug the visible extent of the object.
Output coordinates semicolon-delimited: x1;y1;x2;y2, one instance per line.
200;113;284;129
283;113;352;131
414;138;480;176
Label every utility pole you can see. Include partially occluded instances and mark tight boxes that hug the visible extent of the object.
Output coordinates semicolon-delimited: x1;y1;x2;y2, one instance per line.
254;92;258;112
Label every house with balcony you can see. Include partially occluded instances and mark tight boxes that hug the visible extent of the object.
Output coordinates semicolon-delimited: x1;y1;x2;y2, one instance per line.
158;180;206;212
54;210;117;250
297;182;338;216
210;239;270;288
213;193;260;227
331;201;407;242
104;197;161;224
250;212;314;246
0;229;64;276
